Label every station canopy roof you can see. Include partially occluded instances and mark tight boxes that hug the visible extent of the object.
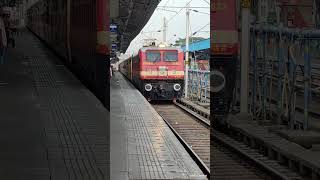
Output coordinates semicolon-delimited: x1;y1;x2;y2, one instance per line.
181;38;210;52
113;0;160;53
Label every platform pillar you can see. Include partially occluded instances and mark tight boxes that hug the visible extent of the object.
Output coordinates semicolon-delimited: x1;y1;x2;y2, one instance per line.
240;0;251;114
110;0;119;18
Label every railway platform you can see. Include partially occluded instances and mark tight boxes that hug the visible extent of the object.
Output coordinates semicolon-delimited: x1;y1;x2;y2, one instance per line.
0;30;108;180
110;71;206;179
225;114;320;179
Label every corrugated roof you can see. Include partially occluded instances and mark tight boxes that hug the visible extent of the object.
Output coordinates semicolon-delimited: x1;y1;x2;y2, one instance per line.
181;38;210;52
113;0;160;53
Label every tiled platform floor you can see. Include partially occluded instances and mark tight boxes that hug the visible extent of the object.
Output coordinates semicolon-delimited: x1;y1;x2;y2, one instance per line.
110;72;206;180
0;30;108;180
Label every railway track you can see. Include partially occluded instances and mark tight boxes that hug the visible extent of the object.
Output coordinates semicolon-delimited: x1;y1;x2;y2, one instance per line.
154;100;309;179
212;129;307;180
152;103;210;172
211;137;271;180
152;101;280;180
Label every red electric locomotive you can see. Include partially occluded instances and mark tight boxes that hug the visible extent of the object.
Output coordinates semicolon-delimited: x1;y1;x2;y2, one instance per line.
119;45;185;101
211;0;238;123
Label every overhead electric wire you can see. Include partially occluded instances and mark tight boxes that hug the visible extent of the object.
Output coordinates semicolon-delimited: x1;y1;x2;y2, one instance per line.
146;0;193;40
167;0;194;23
188;13;198;64
143;0;171;33
157;6;209;8
156;8;180;14
159;0;171;18
192;23;209;35
131;0;209;52
190;9;210;15
201;0;210;5
155;0;209;46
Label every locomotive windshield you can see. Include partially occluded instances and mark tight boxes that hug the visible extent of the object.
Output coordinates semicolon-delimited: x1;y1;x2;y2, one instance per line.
164;51;178;62
146;51;161;62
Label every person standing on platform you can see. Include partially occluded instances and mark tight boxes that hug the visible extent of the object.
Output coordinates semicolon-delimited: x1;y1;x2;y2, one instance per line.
0;11;7;65
3;13;14;48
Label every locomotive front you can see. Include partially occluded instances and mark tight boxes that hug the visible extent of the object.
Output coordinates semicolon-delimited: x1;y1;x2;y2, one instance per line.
139;46;185;101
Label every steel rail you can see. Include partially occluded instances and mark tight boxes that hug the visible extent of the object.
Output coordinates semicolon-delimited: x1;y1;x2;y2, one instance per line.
158;113;210;179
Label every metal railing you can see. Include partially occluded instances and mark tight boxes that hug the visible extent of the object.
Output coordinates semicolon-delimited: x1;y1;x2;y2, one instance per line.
249;25;320;130
187;69;210;103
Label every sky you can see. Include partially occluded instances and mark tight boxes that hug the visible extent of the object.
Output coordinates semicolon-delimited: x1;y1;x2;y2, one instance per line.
124;0;210;56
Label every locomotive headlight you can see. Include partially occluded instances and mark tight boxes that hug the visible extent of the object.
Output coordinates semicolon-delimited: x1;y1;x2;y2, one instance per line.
145;84;152;91
173;84;181;91
211;70;226;93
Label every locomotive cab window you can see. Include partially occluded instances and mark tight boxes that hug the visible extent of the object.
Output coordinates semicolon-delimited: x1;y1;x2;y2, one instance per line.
164;51;178;62
146;51;161;62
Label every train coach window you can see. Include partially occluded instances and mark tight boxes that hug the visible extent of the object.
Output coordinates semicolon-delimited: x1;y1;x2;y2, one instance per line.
146;51;161;62
164;51;178;62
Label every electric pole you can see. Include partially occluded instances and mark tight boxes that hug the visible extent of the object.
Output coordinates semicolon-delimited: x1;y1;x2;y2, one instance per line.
240;0;251;114
163;17;167;43
184;3;190;99
313;0;317;28
276;1;280;25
